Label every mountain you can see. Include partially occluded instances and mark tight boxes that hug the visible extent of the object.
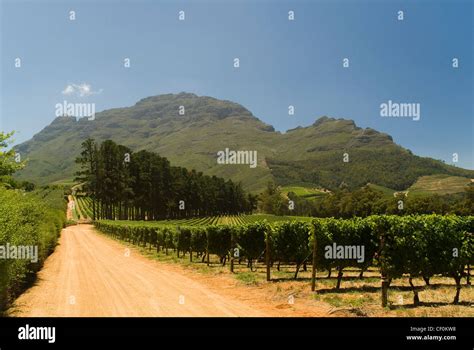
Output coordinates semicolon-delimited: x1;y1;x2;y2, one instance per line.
14;92;473;192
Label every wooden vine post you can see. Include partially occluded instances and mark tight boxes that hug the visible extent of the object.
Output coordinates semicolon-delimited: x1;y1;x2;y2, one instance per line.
265;230;271;281
230;231;235;273
206;231;210;266
381;276;389;307
467;264;471;285
311;229;317;292
189;236;193;263
380;233;389;307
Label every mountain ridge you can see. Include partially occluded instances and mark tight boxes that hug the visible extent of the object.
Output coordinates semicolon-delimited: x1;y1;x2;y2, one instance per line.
14;93;473;192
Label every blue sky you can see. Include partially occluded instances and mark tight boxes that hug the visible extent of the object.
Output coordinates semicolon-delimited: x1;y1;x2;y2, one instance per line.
1;0;472;169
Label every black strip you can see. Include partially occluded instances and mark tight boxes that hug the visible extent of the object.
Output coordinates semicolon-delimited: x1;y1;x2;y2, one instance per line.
0;317;472;348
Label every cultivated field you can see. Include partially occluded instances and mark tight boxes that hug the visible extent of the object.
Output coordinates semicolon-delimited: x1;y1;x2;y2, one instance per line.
70;194;473;317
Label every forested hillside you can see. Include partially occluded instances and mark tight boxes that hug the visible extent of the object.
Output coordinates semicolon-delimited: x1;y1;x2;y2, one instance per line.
14;93;473;192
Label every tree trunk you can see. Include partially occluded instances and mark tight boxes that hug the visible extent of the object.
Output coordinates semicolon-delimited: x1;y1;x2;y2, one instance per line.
335;267;343;289
467;265;471;286
381;276;389;307
294;263;301;279
92;199;96;220
230;233;234;273
453;275;462;304
311;232;317;291
265;234;271;282
409;277;420;305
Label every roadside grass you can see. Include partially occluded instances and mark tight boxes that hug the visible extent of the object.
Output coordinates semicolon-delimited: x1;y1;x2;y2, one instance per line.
235;272;259;285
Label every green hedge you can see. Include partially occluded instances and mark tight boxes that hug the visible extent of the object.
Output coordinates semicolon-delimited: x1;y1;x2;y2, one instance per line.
95;215;473;280
273;221;312;278
370;215;472;303
0;187;66;311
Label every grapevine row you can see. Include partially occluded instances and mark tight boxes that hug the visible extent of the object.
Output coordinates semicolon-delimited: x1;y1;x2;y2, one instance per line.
94;214;473;306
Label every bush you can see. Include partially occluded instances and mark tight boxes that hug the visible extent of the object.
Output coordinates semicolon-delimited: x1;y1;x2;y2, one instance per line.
273;221;312;278
190;227;207;260
206;225;232;265
236;221;268;269
0;187;66;311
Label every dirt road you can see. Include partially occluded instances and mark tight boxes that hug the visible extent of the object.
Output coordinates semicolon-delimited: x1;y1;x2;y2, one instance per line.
66;195;74;220
9;224;276;317
9;216;333;317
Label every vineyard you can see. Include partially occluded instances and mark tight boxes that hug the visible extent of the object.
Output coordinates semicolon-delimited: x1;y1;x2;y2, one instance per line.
93;214;474;307
72;195;311;225
71;196;94;221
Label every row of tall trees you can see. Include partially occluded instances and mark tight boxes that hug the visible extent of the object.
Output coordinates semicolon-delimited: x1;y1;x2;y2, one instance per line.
75;138;257;220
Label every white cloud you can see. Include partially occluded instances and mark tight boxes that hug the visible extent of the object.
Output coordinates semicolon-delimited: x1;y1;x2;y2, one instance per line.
62;85;75;95
62;83;103;97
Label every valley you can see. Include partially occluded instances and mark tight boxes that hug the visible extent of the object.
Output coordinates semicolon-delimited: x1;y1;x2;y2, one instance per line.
1;94;472;318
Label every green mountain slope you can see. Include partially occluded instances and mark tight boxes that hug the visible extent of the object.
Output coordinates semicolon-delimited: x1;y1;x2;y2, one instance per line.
14;93;473;192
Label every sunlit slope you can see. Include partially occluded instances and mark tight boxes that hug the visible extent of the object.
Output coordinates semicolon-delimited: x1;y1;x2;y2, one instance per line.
15;93;473;192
